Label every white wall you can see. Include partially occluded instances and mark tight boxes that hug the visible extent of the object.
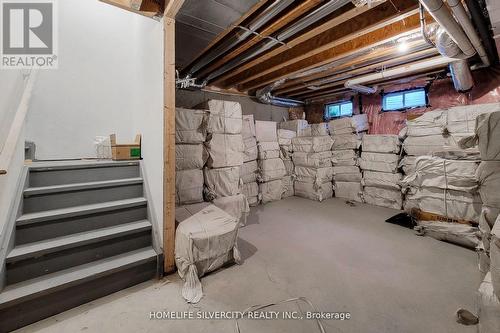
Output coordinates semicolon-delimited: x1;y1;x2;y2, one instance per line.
25;0;164;242
0;71;26;152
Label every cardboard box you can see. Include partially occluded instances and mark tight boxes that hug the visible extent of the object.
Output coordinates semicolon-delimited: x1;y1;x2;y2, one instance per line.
110;134;141;160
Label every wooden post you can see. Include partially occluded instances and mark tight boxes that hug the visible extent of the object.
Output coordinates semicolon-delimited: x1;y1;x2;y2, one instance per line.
163;0;184;274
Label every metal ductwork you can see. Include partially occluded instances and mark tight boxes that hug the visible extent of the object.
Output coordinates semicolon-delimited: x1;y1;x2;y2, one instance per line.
256;80;304;107
446;0;490;66
449;60;474;92
419;0;476;58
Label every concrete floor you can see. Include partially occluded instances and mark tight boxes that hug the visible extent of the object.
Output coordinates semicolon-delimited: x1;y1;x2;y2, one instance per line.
17;197;481;333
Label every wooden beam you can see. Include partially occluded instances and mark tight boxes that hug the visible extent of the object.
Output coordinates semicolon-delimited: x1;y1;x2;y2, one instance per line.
163;0;184;274
196;0;323;78
209;1;371;86
181;0;271;73
216;0;418;89
239;11;423;92
100;0;162;18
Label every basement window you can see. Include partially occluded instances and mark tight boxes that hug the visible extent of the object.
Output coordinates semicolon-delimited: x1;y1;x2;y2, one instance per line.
382;88;428;111
324;100;353;119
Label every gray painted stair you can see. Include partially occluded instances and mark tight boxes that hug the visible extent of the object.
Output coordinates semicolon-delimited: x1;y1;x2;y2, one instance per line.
0;161;159;332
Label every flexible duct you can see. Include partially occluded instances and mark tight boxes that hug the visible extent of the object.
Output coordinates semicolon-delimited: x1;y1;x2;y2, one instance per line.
419;0;476;58
449;60;474;92
256;79;304;107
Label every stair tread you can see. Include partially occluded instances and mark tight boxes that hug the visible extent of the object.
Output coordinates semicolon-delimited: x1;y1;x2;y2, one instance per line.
0;247;157;308
7;220;152;262
24;177;143;196
17;197;147;226
28;160;139;172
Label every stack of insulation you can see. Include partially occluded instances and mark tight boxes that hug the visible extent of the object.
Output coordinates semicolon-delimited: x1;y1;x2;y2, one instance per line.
241;115;259;207
175;108;208;206
278;128;296;198
360;135;403;209
292;133;334;202
256;121;286;204
279;119;309;137
329;114;368;202
199;100;248;224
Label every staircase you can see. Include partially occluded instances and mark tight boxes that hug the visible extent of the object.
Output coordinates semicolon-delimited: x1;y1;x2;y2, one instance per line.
0;161;160;332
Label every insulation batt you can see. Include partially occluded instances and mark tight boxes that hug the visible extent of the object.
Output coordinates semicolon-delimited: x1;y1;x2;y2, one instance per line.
200;99;243;134
292;151;332;168
359;152;400;173
362;171;402;190
331;133;363;150
401;156;480;192
242;114;256;138
205;134;244;168
490;216;500;300
257;141;280;160
282;176;294;198
203;166;241;201
258;158;287;182
333;166;362;182
283;159;294;176
414;221;480;249
240;160;258;184
277;129;296;146
175;205;241;303
460;111;500;161
476;273;500;333
334;181;362;202
175;169;204;205
294;181;333;202
175;108;207;144
259;180;283;204
361;134;401;154
292;136;334;153
404;187;482;222
255;120;278;142
212;194;250;227
310;123;330;136
295;166;334;185
363;186;403;210
175;144;208;171
241;182;259;207
279;119;309;134
243;136;258;162
332;149;358;166
403;134;471;156
476;161;500;209
328;114;368;135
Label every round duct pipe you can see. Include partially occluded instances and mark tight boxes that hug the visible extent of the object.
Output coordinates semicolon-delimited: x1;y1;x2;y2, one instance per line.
449;60;474;92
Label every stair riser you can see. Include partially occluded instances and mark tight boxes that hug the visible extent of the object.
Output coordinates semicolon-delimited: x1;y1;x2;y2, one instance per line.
7;231;151;285
23;184;144;213
29;165;140;187
16;205;147;244
0;260;157;333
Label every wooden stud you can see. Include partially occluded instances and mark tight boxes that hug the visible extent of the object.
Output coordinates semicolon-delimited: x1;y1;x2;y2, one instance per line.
163;0;184;274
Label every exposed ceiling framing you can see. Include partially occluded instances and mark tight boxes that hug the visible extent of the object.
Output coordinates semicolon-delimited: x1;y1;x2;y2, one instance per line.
179;0;497;102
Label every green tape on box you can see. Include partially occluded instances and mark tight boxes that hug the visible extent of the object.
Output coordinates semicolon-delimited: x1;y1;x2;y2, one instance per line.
130;148;141;157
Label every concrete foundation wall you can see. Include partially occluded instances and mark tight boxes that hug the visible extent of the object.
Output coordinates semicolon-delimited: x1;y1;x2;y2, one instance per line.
176;89;290;122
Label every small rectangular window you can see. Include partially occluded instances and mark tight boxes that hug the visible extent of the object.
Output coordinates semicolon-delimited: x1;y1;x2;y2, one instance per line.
382;88;427;111
325;100;353;120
